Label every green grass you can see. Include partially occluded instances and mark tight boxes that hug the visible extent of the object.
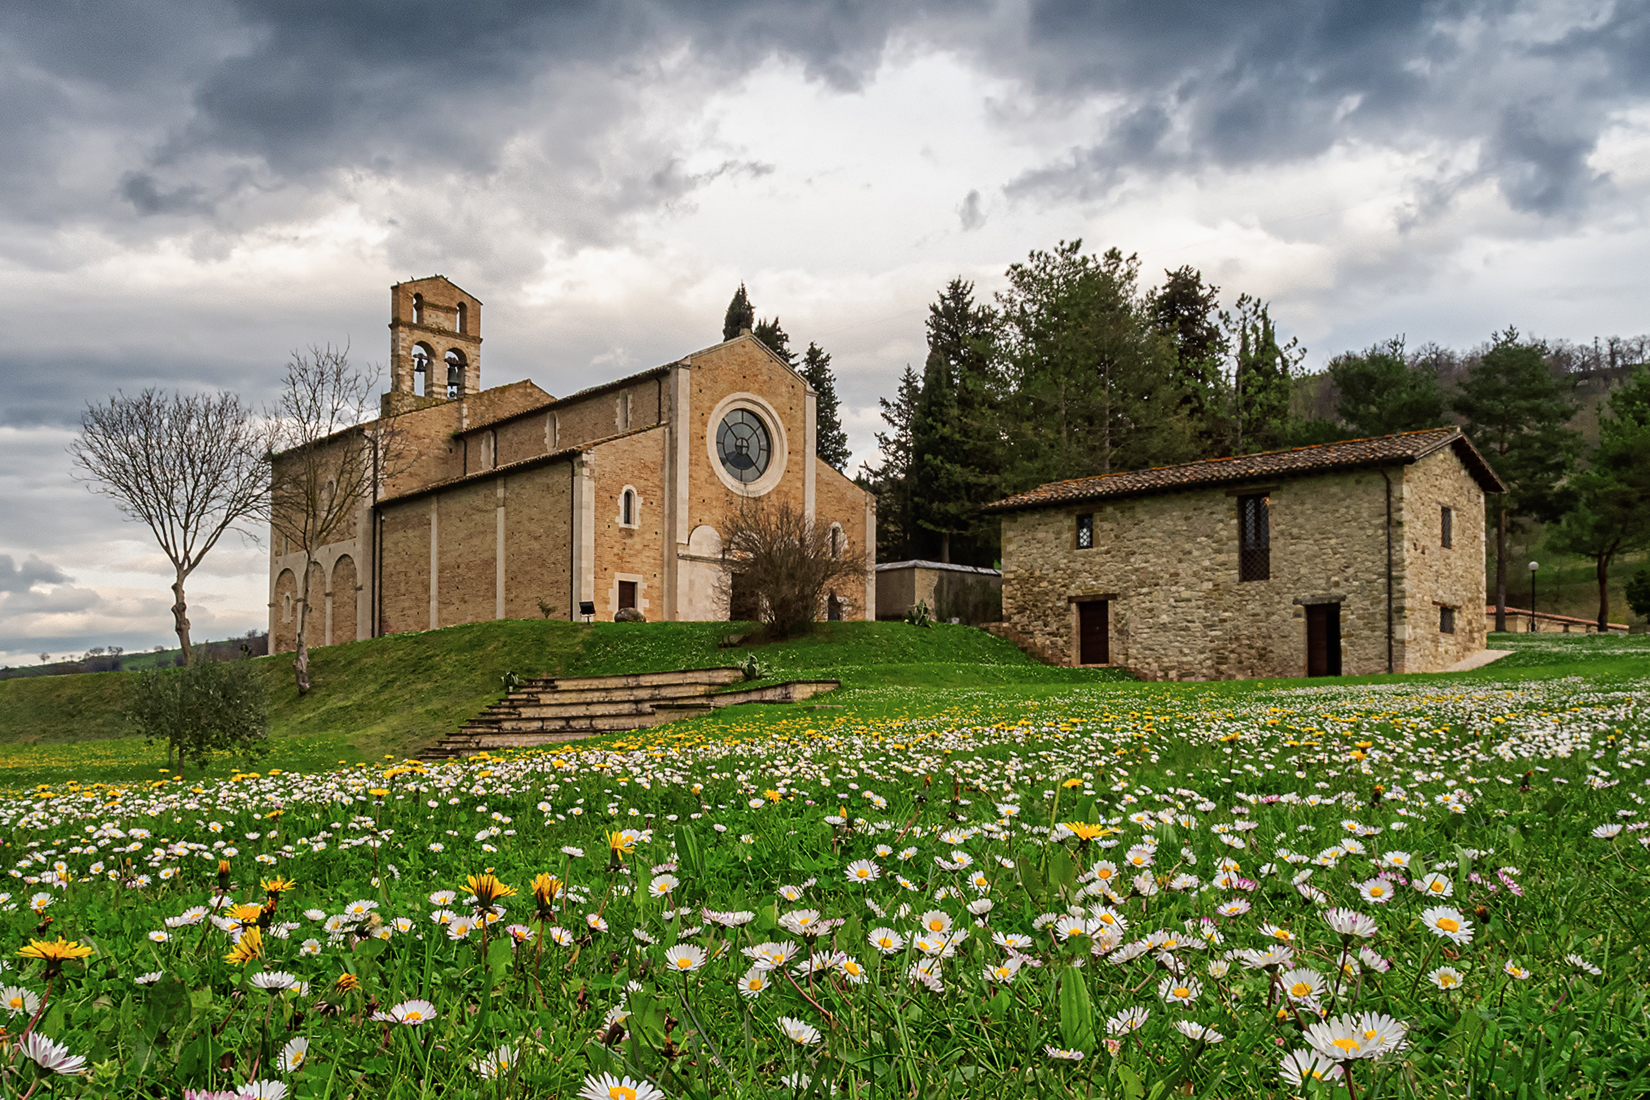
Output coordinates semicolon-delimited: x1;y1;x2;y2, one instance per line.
3;632;1648;1098
0;620;1118;786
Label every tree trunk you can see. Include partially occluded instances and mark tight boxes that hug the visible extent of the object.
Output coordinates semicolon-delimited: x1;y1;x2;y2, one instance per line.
1494;506;1507;633
171;571;193;664
940;531;951;565
1598;550;1614;634
293;556;313;695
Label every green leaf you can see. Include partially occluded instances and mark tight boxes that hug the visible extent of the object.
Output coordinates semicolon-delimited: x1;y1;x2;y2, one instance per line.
1048;846;1077;897
1058;967;1094;1054
1116;1062;1146;1100
1018;861;1045;905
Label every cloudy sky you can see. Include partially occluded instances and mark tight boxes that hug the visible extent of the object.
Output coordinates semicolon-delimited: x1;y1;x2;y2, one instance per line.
1;0;1646;664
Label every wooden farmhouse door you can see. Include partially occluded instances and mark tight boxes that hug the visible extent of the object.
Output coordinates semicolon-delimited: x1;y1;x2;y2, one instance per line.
1306;604;1342;677
1078;600;1109;665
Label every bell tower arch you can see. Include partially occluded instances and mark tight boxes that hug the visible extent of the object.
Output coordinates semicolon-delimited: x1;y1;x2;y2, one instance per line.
387;276;483;411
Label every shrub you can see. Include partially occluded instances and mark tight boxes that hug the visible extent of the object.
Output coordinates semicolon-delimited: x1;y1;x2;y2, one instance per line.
126;656;270;772
1628;565;1650;621
718;499;867;638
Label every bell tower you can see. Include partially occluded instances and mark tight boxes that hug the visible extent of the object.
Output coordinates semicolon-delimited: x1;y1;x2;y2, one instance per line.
386;276;483;412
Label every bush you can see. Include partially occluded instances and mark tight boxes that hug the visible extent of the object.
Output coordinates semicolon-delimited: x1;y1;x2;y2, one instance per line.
718;499;868;639
127;656;270;772
1627;566;1650;621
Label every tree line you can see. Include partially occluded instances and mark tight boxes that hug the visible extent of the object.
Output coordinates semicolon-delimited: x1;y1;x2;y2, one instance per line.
861;239;1650;632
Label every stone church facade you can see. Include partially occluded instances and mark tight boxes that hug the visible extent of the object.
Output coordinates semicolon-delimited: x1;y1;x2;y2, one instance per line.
984;428;1504;680
268;276;876;652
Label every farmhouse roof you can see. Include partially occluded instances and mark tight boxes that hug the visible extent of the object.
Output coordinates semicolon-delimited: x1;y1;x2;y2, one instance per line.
981;427;1505;514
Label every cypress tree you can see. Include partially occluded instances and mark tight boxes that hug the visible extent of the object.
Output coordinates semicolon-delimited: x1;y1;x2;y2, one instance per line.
911;279;1003;564
1150;266;1227;453
800;342;851;471
868;365;923;562
1224;294;1299;453
722;285;755;341
752;317;796;366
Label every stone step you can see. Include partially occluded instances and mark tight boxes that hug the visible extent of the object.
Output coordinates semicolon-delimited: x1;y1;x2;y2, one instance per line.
503;681;723;707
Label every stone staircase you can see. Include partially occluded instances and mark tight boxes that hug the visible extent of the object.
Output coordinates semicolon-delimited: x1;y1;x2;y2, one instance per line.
418;668;841;760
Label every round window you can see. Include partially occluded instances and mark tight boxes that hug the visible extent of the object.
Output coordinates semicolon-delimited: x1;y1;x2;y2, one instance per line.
716;409;772;483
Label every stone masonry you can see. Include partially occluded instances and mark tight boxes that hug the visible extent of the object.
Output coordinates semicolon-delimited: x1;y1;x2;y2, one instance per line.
986;429;1502;680
268;276;877;650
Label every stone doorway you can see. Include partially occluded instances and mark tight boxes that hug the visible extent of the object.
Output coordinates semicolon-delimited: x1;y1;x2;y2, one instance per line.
1306;603;1342;676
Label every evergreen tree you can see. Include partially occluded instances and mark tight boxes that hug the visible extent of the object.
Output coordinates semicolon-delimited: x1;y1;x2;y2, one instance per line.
800;341;851;471
722;284;755;341
1328;338;1449;437
997;242;1193;490
1223;294;1300;453
866;365;923;561
752;317;796;366
1550;362;1650;630
1149;266;1227;453
1453;328;1580;631
910;279;1002;564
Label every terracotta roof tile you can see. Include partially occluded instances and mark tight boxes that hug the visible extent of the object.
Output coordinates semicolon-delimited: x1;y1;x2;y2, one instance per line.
982;427;1505;513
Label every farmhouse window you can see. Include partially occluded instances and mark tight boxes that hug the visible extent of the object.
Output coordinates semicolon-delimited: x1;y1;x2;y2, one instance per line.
1440;606;1455;634
1238;494;1270;582
1075;513;1094;550
1441;505;1453;549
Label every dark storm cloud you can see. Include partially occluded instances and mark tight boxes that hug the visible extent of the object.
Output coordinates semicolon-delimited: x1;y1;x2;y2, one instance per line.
996;0;1641;216
0;0;1637;250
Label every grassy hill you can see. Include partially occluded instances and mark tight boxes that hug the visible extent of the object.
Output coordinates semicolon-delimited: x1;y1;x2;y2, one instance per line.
0;620;1116;777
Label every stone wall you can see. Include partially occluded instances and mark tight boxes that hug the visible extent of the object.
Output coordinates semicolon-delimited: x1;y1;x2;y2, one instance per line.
1396;447;1488;669
1002;469;1393;679
589;429;668;620
1000;453;1492;679
813;457;876;620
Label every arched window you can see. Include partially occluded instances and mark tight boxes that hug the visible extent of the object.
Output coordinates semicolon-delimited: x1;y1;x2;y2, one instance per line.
412;293;424;325
621;489;634;526
411;344;432;396
829;523;844;559
455;302;467;334
445;349;466;398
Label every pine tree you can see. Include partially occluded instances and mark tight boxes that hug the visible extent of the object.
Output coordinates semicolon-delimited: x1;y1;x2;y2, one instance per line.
867;365;923;561
998;242;1194;489
800;342;851;471
752;317;796;366
1149;266;1227;453
1224;294;1300;453
1453;328;1580;631
722;285;755;341
1328;338;1449;437
910;279;1003;564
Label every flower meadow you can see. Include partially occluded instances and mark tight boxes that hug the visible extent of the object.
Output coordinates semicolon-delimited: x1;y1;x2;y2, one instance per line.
0;671;1647;1099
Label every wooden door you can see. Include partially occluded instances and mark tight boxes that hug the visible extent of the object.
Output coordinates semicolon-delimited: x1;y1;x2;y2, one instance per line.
618;580;637;611
1306;604;1342;677
1078;600;1109;665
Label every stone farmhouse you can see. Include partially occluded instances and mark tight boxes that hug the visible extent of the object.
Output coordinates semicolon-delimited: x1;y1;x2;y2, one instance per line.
983;428;1505;680
268;276;876;652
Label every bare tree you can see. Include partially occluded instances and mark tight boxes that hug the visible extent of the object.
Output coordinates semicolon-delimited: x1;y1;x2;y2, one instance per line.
268;344;399;695
717;498;867;638
70;390;270;664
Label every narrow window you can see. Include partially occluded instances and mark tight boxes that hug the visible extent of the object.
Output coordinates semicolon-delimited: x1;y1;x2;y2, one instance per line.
455;301;467;334
621;490;634;526
412;293;424;325
1440;505;1453;549
618;580;637;611
1075;513;1094;550
1440;606;1455;635
1238;494;1270;582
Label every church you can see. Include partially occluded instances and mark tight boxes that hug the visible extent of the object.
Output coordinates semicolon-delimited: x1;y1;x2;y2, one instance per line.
268;276;877;652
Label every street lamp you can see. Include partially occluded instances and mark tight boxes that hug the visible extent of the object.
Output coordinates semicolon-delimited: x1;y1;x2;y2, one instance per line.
1528;561;1539;633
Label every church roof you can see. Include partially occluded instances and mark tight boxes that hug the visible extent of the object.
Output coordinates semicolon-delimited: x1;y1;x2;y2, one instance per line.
981;427;1505;514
